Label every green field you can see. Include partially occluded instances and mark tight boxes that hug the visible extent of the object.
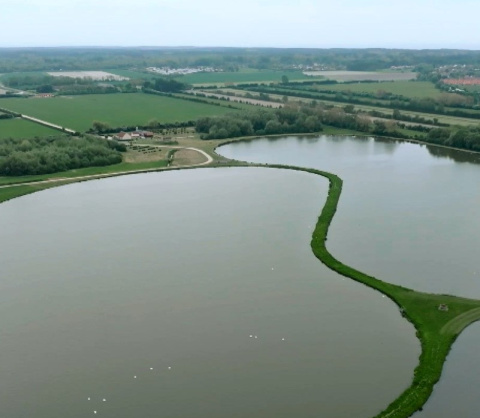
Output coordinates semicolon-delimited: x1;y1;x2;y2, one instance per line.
0;71;48;82
0;118;59;139
175;69;316;85
314;81;441;99
0;93;240;132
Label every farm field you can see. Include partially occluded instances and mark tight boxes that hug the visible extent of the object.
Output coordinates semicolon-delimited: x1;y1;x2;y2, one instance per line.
104;69;153;80
0;93;241;132
313;80;442;99
0;118;58;139
47;71;128;80
313;98;480;126
303;70;417;81
174;69;316;85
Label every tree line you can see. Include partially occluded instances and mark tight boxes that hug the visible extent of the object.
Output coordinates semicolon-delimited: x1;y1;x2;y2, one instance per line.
6;47;480;73
0;135;125;176
196;104;324;139
426;126;480;151
242;84;480;120
196;102;480;153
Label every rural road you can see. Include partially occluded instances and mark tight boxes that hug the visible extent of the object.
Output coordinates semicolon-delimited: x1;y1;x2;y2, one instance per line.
0;146;213;190
21;114;77;134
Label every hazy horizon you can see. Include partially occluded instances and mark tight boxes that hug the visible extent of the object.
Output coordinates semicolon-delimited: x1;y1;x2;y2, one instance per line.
2;0;479;50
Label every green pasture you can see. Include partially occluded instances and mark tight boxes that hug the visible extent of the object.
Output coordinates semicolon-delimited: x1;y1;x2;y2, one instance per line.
0;159;169;187
0;71;48;82
0;93;240;132
313;81;441;99
175;69;315;85
0;118;58;139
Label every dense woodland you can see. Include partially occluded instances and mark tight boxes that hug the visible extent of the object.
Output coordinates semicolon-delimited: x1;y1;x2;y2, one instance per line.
0;136;125;176
4;47;480;73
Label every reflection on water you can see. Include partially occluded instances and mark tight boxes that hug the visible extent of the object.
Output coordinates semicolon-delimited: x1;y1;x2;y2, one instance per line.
0;168;419;418
426;143;480;164
219;135;480;298
415;322;480;417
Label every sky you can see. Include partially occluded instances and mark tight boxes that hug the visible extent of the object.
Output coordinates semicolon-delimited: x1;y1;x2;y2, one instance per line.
1;0;479;49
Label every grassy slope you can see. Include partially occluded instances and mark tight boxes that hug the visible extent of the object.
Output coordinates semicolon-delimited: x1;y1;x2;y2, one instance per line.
0;94;240;132
0;159;168;187
0;118;59;138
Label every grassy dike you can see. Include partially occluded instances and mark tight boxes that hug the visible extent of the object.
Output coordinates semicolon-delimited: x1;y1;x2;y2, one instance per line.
264;163;480;417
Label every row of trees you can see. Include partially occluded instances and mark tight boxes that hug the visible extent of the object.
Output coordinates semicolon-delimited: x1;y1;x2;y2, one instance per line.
243;84;480;119
427;127;480;151
0;136;125;176
143;77;189;93
196;105;324;139
196;101;480;153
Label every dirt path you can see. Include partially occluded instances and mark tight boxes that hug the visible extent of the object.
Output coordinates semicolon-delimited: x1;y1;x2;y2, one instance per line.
20;114;77;134
0;147;213;190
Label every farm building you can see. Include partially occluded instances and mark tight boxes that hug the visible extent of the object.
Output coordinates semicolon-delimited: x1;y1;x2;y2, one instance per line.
115;132;132;141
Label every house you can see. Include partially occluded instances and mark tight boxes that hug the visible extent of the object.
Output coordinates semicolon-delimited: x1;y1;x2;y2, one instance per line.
115;132;132;141
141;130;154;138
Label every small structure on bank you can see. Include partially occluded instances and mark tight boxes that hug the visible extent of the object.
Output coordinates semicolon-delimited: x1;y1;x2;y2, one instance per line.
438;304;449;312
115;128;154;141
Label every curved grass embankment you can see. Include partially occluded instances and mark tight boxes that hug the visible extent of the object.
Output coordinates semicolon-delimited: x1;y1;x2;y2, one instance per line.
264;163;480;417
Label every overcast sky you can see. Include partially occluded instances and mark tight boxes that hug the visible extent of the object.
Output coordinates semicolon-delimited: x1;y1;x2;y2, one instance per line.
1;0;479;49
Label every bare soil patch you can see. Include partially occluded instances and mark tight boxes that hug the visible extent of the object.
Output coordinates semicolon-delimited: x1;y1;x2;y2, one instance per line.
47;71;129;81
170;149;207;166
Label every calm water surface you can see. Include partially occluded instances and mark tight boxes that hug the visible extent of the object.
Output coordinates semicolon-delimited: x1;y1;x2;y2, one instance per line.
219;136;480;298
0;168;418;417
415;322;480;417
220;136;480;417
